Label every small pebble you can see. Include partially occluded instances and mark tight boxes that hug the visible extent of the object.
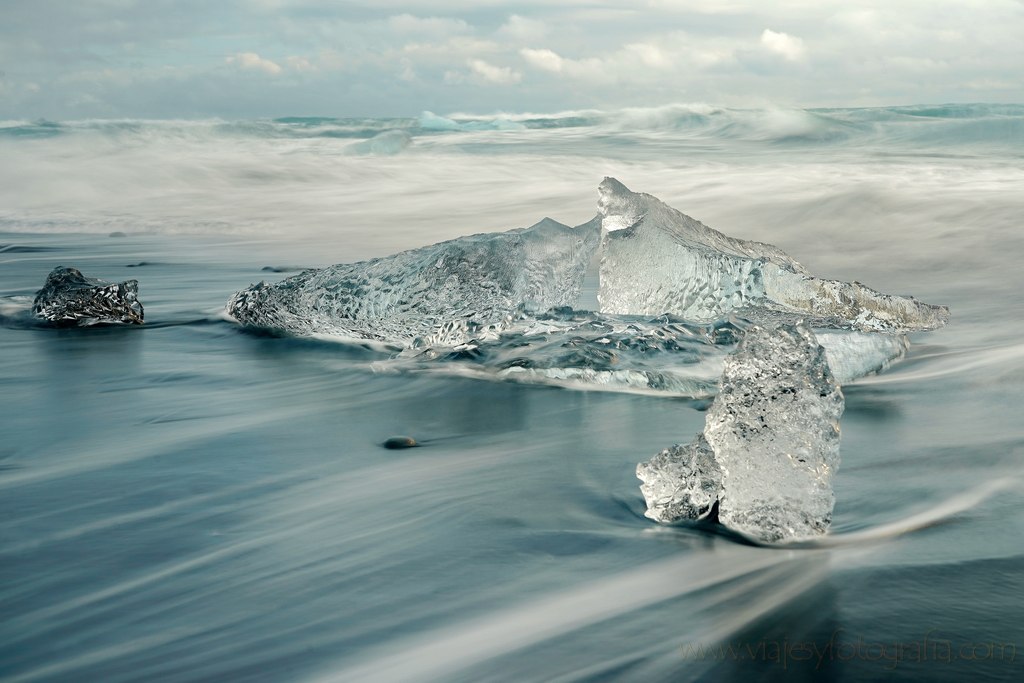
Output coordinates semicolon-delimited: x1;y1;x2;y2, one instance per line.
382;436;418;450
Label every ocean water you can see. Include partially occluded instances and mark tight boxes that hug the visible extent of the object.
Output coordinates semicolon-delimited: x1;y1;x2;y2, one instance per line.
1;104;1023;681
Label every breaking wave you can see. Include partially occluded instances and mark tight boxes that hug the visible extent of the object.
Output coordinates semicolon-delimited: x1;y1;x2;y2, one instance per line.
2;102;1021;147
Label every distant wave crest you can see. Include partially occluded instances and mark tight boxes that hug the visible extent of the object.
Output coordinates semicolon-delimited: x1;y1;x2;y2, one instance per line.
2;103;1021;147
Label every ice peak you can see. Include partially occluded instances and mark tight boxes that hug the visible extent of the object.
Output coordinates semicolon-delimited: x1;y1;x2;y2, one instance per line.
599;176;632;198
529;216;572;233
598;177;646;233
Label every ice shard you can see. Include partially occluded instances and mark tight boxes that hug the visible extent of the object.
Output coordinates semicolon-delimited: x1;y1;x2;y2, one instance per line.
598;178;949;333
32;266;144;326
636;435;722;523
637;322;844;542
228;217;601;345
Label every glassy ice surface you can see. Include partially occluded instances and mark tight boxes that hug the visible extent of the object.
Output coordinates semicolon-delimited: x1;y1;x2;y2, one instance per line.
398;311;737;397
706;323;845;542
396;311;907;398
31;266;144;326
228;217;600;346
637;435;722;522
598;178;949;333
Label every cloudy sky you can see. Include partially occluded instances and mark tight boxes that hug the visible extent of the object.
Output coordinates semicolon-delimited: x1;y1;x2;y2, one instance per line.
1;0;1021;119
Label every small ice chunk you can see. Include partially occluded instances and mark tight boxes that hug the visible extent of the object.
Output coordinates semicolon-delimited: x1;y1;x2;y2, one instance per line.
32;266;144;326
598;178;949;333
228;217;600;345
637;435;722;522
705;323;844;542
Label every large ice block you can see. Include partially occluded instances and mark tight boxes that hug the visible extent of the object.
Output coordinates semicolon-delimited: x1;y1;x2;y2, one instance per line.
705;323;844;542
32;266;144;326
637;322;844;542
228;217;601;345
598;178;949;332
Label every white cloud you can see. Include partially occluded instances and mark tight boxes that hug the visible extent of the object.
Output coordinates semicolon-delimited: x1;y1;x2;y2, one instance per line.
521;37;733;84
690;46;735;68
402;37;500;59
521;48;607;81
498;15;548;42
624;42;672;69
520;47;564;72
467;58;522;84
226;52;283;75
760;29;805;61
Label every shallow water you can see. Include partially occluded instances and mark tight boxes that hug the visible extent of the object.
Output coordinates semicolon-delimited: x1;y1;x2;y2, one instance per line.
2;105;1023;681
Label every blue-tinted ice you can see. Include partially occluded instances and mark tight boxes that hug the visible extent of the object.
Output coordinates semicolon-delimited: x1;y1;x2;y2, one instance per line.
228;180;937;395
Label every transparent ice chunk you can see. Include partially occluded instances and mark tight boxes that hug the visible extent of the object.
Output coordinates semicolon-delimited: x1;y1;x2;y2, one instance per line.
637;322;844;542
636;435;722;522
32;266;144;326
706;322;844;542
228;217;600;345
598;177;949;332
